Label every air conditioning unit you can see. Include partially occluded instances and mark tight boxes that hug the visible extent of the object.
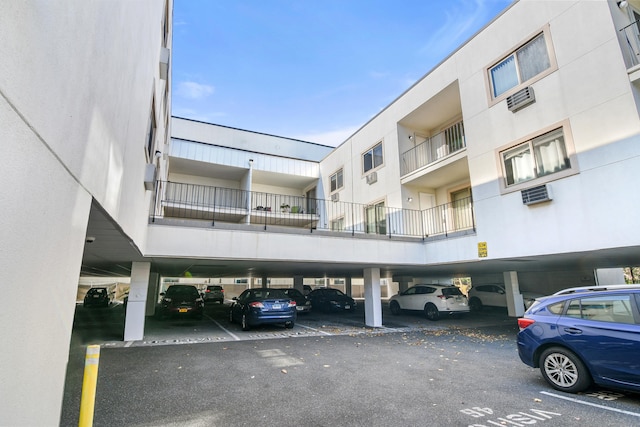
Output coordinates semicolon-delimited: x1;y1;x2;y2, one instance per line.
366;171;378;185
331;193;339;202
506;86;535;112
144;163;157;191
159;47;170;80
521;184;551;205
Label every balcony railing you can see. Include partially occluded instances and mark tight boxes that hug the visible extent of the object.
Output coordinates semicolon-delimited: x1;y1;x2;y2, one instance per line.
620;19;640;68
151;181;475;239
401;120;466;176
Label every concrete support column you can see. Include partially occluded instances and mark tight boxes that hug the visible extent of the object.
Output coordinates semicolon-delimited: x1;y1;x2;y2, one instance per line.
395;276;413;293
503;271;524;317
293;275;304;292
363;268;382;328
595;268;625;285
261;276;268;288
124;262;151;341
345;277;352;296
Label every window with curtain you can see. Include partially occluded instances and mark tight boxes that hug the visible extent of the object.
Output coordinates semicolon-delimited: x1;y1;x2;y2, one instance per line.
502;128;570;186
490;33;551;98
330;169;343;193
363;142;384;173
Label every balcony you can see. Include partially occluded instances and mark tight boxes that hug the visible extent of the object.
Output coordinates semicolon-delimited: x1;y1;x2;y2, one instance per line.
401;120;466;176
150;181;475;239
620;19;640;70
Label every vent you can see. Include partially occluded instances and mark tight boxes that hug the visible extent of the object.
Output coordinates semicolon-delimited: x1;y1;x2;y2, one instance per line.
506;86;535;112
331;193;339;202
521;184;551;205
365;171;378;185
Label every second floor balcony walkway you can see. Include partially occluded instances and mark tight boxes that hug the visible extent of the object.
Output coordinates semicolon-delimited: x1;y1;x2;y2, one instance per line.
150;181;476;240
401;120;466;176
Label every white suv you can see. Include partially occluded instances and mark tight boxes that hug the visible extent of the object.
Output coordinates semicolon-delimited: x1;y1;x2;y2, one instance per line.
389;284;469;320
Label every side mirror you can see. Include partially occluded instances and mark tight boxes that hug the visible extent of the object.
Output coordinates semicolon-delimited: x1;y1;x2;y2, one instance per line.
232;297;238;301
160;292;165;296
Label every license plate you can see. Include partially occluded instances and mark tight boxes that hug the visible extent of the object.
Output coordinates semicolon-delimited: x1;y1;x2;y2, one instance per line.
93;295;100;298
272;304;281;309
345;305;350;309
179;308;188;313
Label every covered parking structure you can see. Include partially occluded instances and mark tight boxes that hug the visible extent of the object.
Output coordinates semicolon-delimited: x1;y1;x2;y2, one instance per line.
81;201;633;342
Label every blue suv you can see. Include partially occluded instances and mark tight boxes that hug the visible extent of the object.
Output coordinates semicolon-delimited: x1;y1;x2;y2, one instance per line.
517;285;640;393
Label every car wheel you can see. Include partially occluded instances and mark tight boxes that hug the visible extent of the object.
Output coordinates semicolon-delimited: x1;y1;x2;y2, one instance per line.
241;314;250;331
390;301;401;315
285;321;294;329
469;297;482;312
539;347;591;393
424;303;439;321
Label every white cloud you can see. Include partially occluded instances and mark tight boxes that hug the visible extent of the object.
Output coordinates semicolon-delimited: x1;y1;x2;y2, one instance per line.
177;81;215;99
418;0;495;59
293;125;361;147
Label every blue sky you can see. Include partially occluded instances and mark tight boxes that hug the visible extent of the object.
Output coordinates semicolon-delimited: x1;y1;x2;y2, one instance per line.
171;0;513;146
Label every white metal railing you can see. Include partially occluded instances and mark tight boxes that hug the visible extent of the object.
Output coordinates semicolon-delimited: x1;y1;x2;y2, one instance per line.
401;120;466;176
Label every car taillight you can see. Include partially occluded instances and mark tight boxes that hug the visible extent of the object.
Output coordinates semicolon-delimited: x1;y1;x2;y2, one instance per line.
249;301;264;308
437;294;450;300
517;318;535;331
205;289;210;293
288;301;297;307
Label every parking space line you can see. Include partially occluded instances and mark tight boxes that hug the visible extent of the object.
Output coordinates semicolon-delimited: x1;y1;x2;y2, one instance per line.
206;315;241;341
540;391;640;418
296;323;333;335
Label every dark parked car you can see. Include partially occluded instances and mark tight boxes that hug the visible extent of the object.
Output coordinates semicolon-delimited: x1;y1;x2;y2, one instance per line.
307;288;356;312
158;285;204;319
83;287;112;308
517;285;640;393
283;288;312;313
204;285;224;304
229;288;296;331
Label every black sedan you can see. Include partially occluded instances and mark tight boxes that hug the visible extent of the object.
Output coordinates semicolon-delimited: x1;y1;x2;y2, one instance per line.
283;288;312;313
158;285;204;319
83;287;111;308
307;288;357;312
229;288;296;331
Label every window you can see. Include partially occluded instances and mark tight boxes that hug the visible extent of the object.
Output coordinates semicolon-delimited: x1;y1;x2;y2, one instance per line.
489;32;551;98
566;295;635;324
146;104;156;159
330;169;343;193
363;142;383;173
502;128;570;187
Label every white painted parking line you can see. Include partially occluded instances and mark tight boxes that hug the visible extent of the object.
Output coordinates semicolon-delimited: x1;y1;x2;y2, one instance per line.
207;315;241;341
124;341;134;348
296;323;333;335
540;391;640;418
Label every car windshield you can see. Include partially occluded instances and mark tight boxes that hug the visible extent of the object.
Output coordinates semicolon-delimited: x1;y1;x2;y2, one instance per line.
250;289;288;299
324;289;344;296
285;289;302;297
166;286;199;298
442;287;463;296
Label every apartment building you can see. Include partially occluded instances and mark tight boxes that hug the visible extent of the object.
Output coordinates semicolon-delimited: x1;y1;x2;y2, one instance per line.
2;1;640;425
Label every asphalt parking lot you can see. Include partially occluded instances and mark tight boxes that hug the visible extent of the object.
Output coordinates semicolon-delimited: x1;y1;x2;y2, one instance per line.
61;302;640;426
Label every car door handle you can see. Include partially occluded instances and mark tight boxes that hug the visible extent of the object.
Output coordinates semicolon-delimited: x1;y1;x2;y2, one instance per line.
563;327;582;335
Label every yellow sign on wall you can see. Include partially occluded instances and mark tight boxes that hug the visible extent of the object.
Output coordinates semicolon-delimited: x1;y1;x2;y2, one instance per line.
478;241;488;258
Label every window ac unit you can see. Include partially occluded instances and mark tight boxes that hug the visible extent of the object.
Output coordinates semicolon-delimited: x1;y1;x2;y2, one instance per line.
521;184;551;205
144;163;157;191
506;86;535;112
366;171;378;184
331;193;339;202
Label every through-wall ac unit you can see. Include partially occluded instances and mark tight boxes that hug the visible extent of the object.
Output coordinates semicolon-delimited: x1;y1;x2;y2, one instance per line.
366;171;378;185
331;193;340;202
506;86;535;112
144;163;157;191
521;184;551;205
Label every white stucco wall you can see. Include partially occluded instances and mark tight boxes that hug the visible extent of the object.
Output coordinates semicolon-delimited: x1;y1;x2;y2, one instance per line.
0;1;171;424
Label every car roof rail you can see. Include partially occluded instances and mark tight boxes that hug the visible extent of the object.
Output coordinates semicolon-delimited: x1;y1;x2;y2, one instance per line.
553;284;640;295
